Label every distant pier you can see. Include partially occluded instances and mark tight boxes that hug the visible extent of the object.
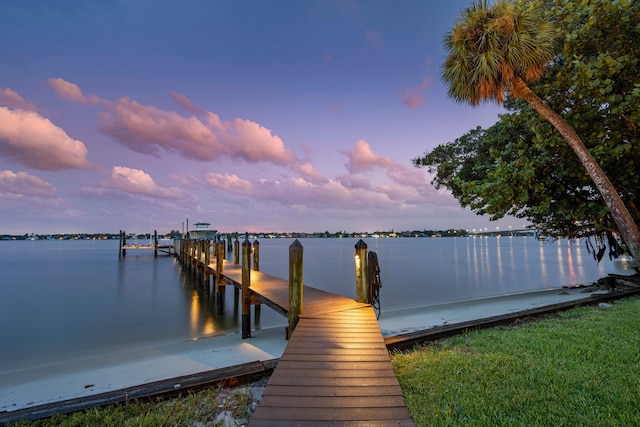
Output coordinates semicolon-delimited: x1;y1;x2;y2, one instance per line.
118;230;174;258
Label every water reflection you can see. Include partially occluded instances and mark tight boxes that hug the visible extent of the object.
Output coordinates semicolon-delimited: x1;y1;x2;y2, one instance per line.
254;236;635;312
566;241;577;284
190;289;216;336
1;238;634;370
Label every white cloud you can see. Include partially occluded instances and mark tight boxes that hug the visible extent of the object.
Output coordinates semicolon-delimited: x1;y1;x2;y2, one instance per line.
99;96;298;167
0;170;56;196
101;166;183;199
48;78;101;104
0;88;36;111
0;107;91;171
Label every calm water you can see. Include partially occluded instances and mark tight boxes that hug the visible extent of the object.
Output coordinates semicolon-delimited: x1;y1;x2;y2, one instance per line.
0;237;634;372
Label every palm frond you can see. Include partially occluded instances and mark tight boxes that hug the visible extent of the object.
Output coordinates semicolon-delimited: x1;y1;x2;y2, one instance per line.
442;0;558;105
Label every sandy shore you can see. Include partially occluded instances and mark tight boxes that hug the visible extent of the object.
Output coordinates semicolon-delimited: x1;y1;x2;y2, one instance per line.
0;286;605;414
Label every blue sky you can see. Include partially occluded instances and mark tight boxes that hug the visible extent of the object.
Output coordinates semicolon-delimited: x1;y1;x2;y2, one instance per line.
0;0;526;234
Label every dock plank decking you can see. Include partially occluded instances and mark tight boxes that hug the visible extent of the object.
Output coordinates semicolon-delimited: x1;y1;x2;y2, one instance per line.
200;253;415;426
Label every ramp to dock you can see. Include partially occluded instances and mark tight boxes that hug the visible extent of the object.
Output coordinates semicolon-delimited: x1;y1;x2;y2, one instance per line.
207;258;414;426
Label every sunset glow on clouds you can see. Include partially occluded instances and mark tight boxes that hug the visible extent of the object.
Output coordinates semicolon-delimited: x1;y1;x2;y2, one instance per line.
0;170;56;197
0;0;519;234
0;106;91;171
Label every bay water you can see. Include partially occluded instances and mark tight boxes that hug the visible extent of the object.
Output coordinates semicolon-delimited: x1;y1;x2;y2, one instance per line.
0;236;634;374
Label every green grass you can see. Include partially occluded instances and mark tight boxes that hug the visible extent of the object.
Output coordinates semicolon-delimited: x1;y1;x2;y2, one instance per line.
11;385;253;427
392;297;640;426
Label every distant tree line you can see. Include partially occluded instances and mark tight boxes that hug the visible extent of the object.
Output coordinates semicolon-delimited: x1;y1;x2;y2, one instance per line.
0;228;536;241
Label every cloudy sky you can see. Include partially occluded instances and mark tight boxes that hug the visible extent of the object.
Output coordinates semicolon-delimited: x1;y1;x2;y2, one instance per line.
0;0;526;235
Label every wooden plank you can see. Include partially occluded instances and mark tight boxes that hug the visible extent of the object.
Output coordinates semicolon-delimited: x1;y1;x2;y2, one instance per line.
278;353;392;362
265;367;398;379
273;360;394;371
251;406;412;421
281;346;389;355
259;395;407;408
261;384;404;397
264;375;403;388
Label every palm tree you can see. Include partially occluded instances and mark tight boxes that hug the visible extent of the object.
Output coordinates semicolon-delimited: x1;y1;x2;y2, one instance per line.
442;0;640;260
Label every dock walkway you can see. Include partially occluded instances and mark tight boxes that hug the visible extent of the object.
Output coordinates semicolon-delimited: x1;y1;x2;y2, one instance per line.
199;253;414;426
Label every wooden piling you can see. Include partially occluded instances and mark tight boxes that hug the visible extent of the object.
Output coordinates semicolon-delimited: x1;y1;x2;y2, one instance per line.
241;238;252;339
153;230;158;257
288;239;303;339
252;239;261;318
119;230;125;258
355;239;368;304
233;237;240;264
252;240;260;271
203;240;211;292
215;241;225;314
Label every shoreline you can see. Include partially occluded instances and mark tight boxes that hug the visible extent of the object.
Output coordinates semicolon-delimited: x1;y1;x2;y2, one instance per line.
2;282;637;422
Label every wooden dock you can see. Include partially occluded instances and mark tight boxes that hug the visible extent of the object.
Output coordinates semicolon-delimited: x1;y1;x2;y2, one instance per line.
178;239;415;426
119;230;173;257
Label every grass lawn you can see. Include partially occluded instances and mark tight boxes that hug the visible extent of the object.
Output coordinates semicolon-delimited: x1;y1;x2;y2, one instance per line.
392;296;640;426
10;384;254;427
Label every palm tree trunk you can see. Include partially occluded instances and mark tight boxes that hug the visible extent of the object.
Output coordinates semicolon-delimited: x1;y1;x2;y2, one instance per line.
514;77;640;260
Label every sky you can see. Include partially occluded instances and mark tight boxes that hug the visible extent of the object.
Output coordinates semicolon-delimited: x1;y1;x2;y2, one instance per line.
0;0;528;235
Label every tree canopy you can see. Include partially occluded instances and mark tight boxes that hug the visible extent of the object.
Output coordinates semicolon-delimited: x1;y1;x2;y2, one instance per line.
415;0;639;260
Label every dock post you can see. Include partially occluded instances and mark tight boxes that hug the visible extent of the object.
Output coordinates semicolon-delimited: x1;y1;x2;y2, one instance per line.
252;239;261;318
204;240;211;293
252;239;260;271
119;230;124;258
288;239;303;339
234;236;240;264
189;240;195;273
241;237;252;339
355;239;368;304
215;241;225;314
154;230;158;257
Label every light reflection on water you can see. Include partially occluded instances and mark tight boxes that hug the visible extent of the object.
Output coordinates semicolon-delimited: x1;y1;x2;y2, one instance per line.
0;237;634;371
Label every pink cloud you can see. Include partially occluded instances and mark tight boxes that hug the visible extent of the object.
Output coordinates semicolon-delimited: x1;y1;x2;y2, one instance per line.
0;88;36;111
205;172;254;194
48;78;101;104
101;166;182;199
100;95;298;167
170;91;206;115
293;161;327;183
399;75;431;109
0;170;56;197
386;164;428;188
46;80;299;169
0;107;91;171
200;170;408;213
342;139;395;173
100;98;221;158
341;139;429;193
337;174;372;190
